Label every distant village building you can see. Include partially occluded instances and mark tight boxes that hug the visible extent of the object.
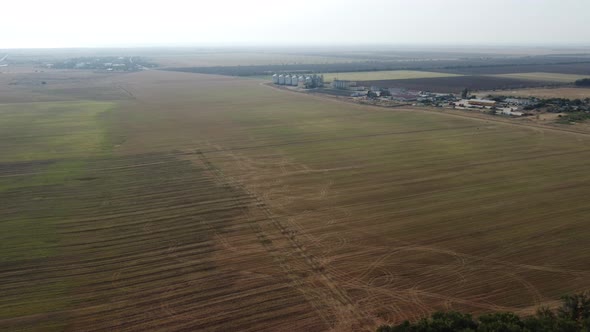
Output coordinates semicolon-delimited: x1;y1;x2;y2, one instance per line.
467;99;497;107
505;98;533;106
500;108;524;116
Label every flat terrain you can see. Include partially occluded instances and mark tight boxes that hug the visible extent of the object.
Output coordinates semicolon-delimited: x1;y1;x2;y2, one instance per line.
322;70;460;83
441;62;590;75
491;72;589;83
357;75;558;93
3;69;590;332
479;87;590;99
153;52;360;68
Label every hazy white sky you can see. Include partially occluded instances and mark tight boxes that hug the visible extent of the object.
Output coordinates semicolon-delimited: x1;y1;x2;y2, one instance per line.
1;0;588;48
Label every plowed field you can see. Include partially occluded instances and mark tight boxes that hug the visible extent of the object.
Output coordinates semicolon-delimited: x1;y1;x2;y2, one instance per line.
3;70;590;331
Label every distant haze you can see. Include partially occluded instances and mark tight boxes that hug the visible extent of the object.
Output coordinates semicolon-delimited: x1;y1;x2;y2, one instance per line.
2;0;589;48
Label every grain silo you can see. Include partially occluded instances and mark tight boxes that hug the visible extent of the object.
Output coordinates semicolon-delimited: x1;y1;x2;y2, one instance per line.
285;74;292;85
272;74;279;84
298;76;306;87
278;74;285;85
291;75;299;86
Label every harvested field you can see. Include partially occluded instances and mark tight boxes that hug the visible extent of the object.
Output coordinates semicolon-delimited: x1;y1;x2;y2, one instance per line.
479;87;590;99
442;62;590;75
165;56;590;77
491;72;589;83
357;75;560;93
153;52;359;67
322;70;460;83
3;69;590;332
0;68;133;103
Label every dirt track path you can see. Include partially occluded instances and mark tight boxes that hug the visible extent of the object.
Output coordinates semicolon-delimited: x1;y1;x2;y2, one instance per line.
193;150;374;331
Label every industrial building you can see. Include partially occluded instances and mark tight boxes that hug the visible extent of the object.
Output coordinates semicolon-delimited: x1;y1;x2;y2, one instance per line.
272;73;323;88
332;80;356;90
505;98;533;106
467;99;497;107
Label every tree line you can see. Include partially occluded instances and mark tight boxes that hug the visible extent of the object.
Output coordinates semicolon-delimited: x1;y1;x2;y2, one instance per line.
377;292;590;332
574;79;590;87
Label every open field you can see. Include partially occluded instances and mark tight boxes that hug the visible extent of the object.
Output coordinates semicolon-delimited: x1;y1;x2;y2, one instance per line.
321;70;461;83
478;87;590;99
165;52;590;77
0;68;133;103
356;75;559;93
441;62;590;75
491;72;590;83
3;69;590;331
152;52;361;67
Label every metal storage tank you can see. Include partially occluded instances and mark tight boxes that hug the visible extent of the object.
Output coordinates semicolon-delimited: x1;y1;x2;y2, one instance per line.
272;74;279;84
285;75;292;85
298;76;306;87
278;74;285;85
291;75;299;86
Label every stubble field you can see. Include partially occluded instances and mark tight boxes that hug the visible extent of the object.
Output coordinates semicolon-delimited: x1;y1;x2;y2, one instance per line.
490;72;589;83
479;87;590;99
321;70;461;83
2;69;590;331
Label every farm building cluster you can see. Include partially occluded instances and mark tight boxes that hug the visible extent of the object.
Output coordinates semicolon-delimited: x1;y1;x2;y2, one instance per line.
452;99;524;116
269;73;590;119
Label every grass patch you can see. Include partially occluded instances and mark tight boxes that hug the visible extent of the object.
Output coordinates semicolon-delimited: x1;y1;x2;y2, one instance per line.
0;101;115;162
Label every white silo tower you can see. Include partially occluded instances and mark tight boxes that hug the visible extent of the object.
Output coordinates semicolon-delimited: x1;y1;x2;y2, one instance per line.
278;74;285;85
291;75;299;86
272;74;279;84
298;76;305;87
285;74;292;85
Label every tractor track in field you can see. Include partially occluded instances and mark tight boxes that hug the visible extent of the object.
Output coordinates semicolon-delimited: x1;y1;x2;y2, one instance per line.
194;150;373;330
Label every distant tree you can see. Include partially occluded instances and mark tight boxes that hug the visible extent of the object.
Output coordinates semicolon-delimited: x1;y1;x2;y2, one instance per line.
461;88;469;99
380;89;391;97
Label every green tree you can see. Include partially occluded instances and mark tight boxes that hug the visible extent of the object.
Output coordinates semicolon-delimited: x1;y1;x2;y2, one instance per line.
558;293;590;324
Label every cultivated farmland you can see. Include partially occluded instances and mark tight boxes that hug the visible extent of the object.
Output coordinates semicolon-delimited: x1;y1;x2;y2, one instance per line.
491;72;590;83
321;70;460;82
479;87;590;99
356;75;560;93
3;69;590;332
152;52;361;67
441;62;590;75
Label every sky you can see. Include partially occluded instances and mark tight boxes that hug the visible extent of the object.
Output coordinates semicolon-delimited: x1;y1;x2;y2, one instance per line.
1;0;588;48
